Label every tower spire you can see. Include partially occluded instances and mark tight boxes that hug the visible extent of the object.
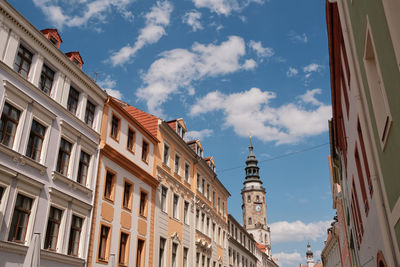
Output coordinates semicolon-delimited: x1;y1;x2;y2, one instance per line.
244;136;261;183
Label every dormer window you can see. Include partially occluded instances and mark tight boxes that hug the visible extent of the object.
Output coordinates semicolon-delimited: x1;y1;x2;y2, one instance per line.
196;145;203;157
73;58;80;66
50;36;58;46
177;123;186;139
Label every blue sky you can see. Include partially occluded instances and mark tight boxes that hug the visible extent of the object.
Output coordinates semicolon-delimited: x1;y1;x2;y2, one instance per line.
9;0;334;265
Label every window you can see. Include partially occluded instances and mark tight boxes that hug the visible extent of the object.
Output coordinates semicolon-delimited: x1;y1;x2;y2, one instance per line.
247;195;251;203
39;64;55;95
139;191;148;217
364;29;392;145
184;201;189;224
197;174;200;191
207;184;210;199
161;186;167;212
171;243;178;267
183;247;189;267
85;100;96;127
67;87;80;115
8;194;32;243
202;179;205;193
104;171;115;201
13;45;33;78
77;151;90;185
357;119;373;195
174;154;180;174
218;197;221;213
56;138;72;175
141;141;149;163
127;128;135;152
98;224;110;260
118;232;129;266
163;144;169;165
159;237;166;267
355;146;369;214
213;191;215;207
0;187;4;204
25;120;45;161
136;239;145;267
248;217;252;225
0;102;21;147
44;207;62;250
196;253;200;267
256;195;260;202
222;202;225;216
206;217;210;236
68;215;83;256
110;115;120;140
123;182;132;210
184;163;190;182
173;194;179;219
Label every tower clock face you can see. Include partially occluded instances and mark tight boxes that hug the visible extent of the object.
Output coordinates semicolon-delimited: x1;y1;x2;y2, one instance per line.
254;204;262;212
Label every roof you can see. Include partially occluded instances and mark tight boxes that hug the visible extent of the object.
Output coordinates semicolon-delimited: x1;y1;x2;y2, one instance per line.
256;243;266;253
124;105;159;138
40;28;63;42
65;51;84;65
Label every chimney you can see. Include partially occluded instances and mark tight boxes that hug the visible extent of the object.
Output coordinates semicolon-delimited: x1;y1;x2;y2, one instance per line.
65;51;84;68
40;29;62;48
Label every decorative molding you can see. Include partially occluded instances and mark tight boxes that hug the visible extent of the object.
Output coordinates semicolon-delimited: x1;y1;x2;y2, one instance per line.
52;171;93;197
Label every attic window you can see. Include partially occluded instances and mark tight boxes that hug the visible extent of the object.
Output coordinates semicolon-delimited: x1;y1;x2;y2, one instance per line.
50;36;58;46
177;123;185;139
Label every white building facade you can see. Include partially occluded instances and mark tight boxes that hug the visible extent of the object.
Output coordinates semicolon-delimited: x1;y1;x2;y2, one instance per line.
0;1;106;266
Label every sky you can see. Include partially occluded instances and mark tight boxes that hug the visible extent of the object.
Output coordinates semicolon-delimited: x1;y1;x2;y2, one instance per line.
8;0;334;265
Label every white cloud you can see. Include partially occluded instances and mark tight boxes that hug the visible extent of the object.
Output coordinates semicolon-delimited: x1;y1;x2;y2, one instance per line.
32;0;134;29
299;88;323;106
183;10;203;31
286;67;298;77
303;63;322;73
97;75;123;99
270;220;331;243
289;31;308;44
274;251;303;267
243;59;257;70
193;0;264;16
186;129;213;140
137;36;254;116
110;1;173;66
190;88;331;144
248;40;274;58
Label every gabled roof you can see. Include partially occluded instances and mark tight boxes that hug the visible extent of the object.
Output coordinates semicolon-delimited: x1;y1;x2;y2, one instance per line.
124;105;159;138
65;51;84;67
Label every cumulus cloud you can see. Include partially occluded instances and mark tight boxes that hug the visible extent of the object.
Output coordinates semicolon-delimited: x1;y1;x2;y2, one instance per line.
186;129;213;140
289;31;308;44
109;1;173;66
303;63;323;79
190;88;331;144
270;220;331;243
183;10;203;31
193;0;264;16
32;0;134;29
137;36;255;116
248;40;274;59
97;75;123;99
274;251;303;266
286;67;298;77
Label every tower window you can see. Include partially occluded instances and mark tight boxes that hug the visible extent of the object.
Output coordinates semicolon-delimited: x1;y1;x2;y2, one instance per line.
256;195;260;202
248;217;252;225
247;195;251;203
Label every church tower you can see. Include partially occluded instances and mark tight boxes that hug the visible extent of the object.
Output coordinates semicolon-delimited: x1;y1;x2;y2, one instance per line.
241;137;271;255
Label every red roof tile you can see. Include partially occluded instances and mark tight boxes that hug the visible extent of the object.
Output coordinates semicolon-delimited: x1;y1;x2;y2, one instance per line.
124;106;159;138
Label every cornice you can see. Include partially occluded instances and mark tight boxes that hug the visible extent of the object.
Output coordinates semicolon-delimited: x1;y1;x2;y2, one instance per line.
0;2;107;101
101;143;159;188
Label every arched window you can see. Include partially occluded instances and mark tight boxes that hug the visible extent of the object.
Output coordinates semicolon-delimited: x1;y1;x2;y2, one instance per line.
248;217;252;225
265;234;268;243
256;195;260;202
247;195;251;203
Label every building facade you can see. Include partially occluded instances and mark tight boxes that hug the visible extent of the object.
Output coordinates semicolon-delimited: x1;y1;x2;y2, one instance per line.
326;0;400;266
228;214;258;267
0;1;107;266
124;106;230;267
86;97;159;267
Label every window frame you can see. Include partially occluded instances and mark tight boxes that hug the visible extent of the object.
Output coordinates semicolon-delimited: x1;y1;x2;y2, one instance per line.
163;142;170;166
174;153;181;175
77;150;91;185
122;180;133;211
56;137;73;176
139;189;148;219
141;140;149;163
13;44;33;79
0;102;21;148
127;127;136;154
172;193;179;220
183;201;189;225
44;206;63;251
135;238;146;267
67;86;80;115
38;63;55;96
118;231;130;266
184;162;190;183
110;113;121;142
97;223;111;262
84;100;96;128
67;214;84;256
25;119;46;162
103;169;116;202
160;185;168;213
8;193;33;243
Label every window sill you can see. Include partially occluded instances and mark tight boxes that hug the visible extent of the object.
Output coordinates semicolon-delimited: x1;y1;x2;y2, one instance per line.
122;206;132;213
52;171;92;196
139;214;147;220
0;144;47;175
